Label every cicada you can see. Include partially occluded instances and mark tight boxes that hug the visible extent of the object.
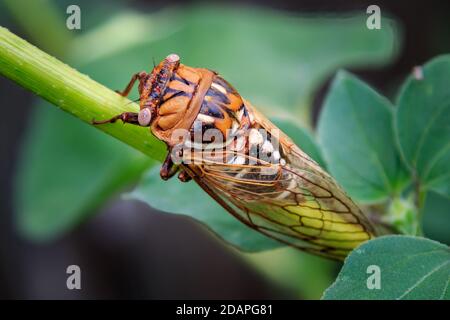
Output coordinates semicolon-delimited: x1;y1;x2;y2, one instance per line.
94;54;383;260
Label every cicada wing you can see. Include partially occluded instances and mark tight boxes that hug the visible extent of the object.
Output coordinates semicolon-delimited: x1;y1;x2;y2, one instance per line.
183;101;377;260
185;163;335;257
187;153;374;259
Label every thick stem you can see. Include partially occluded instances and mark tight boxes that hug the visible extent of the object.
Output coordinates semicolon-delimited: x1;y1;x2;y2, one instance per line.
0;26;165;162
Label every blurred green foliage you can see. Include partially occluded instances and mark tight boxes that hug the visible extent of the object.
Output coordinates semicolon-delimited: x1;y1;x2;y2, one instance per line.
13;2;401;244
15;105;153;240
5;0;449;300
246;247;339;299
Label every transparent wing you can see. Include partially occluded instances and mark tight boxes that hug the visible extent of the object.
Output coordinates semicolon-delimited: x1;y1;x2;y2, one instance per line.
184;103;377;260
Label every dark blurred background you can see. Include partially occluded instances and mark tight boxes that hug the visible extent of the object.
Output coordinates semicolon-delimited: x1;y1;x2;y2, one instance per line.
1;0;449;299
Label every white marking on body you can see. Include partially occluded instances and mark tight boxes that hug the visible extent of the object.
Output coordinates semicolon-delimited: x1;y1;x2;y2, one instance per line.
249;129;264;145
272;150;281;161
229;155;246;165
261;140;274;154
197;114;215;123
211;82;227;95
230;135;246;151
238;108;245;121
246;107;255;124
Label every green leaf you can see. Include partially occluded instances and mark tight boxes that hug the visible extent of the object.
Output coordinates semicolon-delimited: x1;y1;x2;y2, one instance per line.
318;71;409;203
271;117;326;168
15;105;153;241
126;167;281;252
396;55;450;197
323;236;450;300
423;192;450;246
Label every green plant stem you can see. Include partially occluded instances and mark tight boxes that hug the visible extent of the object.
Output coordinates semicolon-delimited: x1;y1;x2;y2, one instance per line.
0;26;166;162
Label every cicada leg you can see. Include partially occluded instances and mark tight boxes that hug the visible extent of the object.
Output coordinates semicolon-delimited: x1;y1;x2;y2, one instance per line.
92;112;139;125
160;151;179;180
92;71;151;126
178;170;192;182
116;71;148;97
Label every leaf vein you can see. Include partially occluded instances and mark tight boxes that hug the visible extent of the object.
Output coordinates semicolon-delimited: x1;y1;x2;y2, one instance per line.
396;260;449;300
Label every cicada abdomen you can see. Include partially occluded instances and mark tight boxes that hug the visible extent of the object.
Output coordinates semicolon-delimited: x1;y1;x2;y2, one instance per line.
94;54;383;260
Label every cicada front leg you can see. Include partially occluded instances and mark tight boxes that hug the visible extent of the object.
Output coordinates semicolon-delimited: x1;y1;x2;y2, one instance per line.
92;107;152;127
92;112;139;125
92;71;152;127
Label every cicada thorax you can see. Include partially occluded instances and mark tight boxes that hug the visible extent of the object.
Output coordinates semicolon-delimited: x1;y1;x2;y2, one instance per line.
150;64;255;160
188;75;249;150
149;64;215;145
175;73;289;198
149;59;281;169
176;72;285;169
193;75;250;137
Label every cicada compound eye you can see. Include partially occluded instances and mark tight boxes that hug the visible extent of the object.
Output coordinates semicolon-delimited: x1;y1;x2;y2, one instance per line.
138;108;152;126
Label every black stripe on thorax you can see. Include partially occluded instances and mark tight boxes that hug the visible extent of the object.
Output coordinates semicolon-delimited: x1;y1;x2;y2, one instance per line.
200;100;225;119
173;74;194;86
161;87;190;103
